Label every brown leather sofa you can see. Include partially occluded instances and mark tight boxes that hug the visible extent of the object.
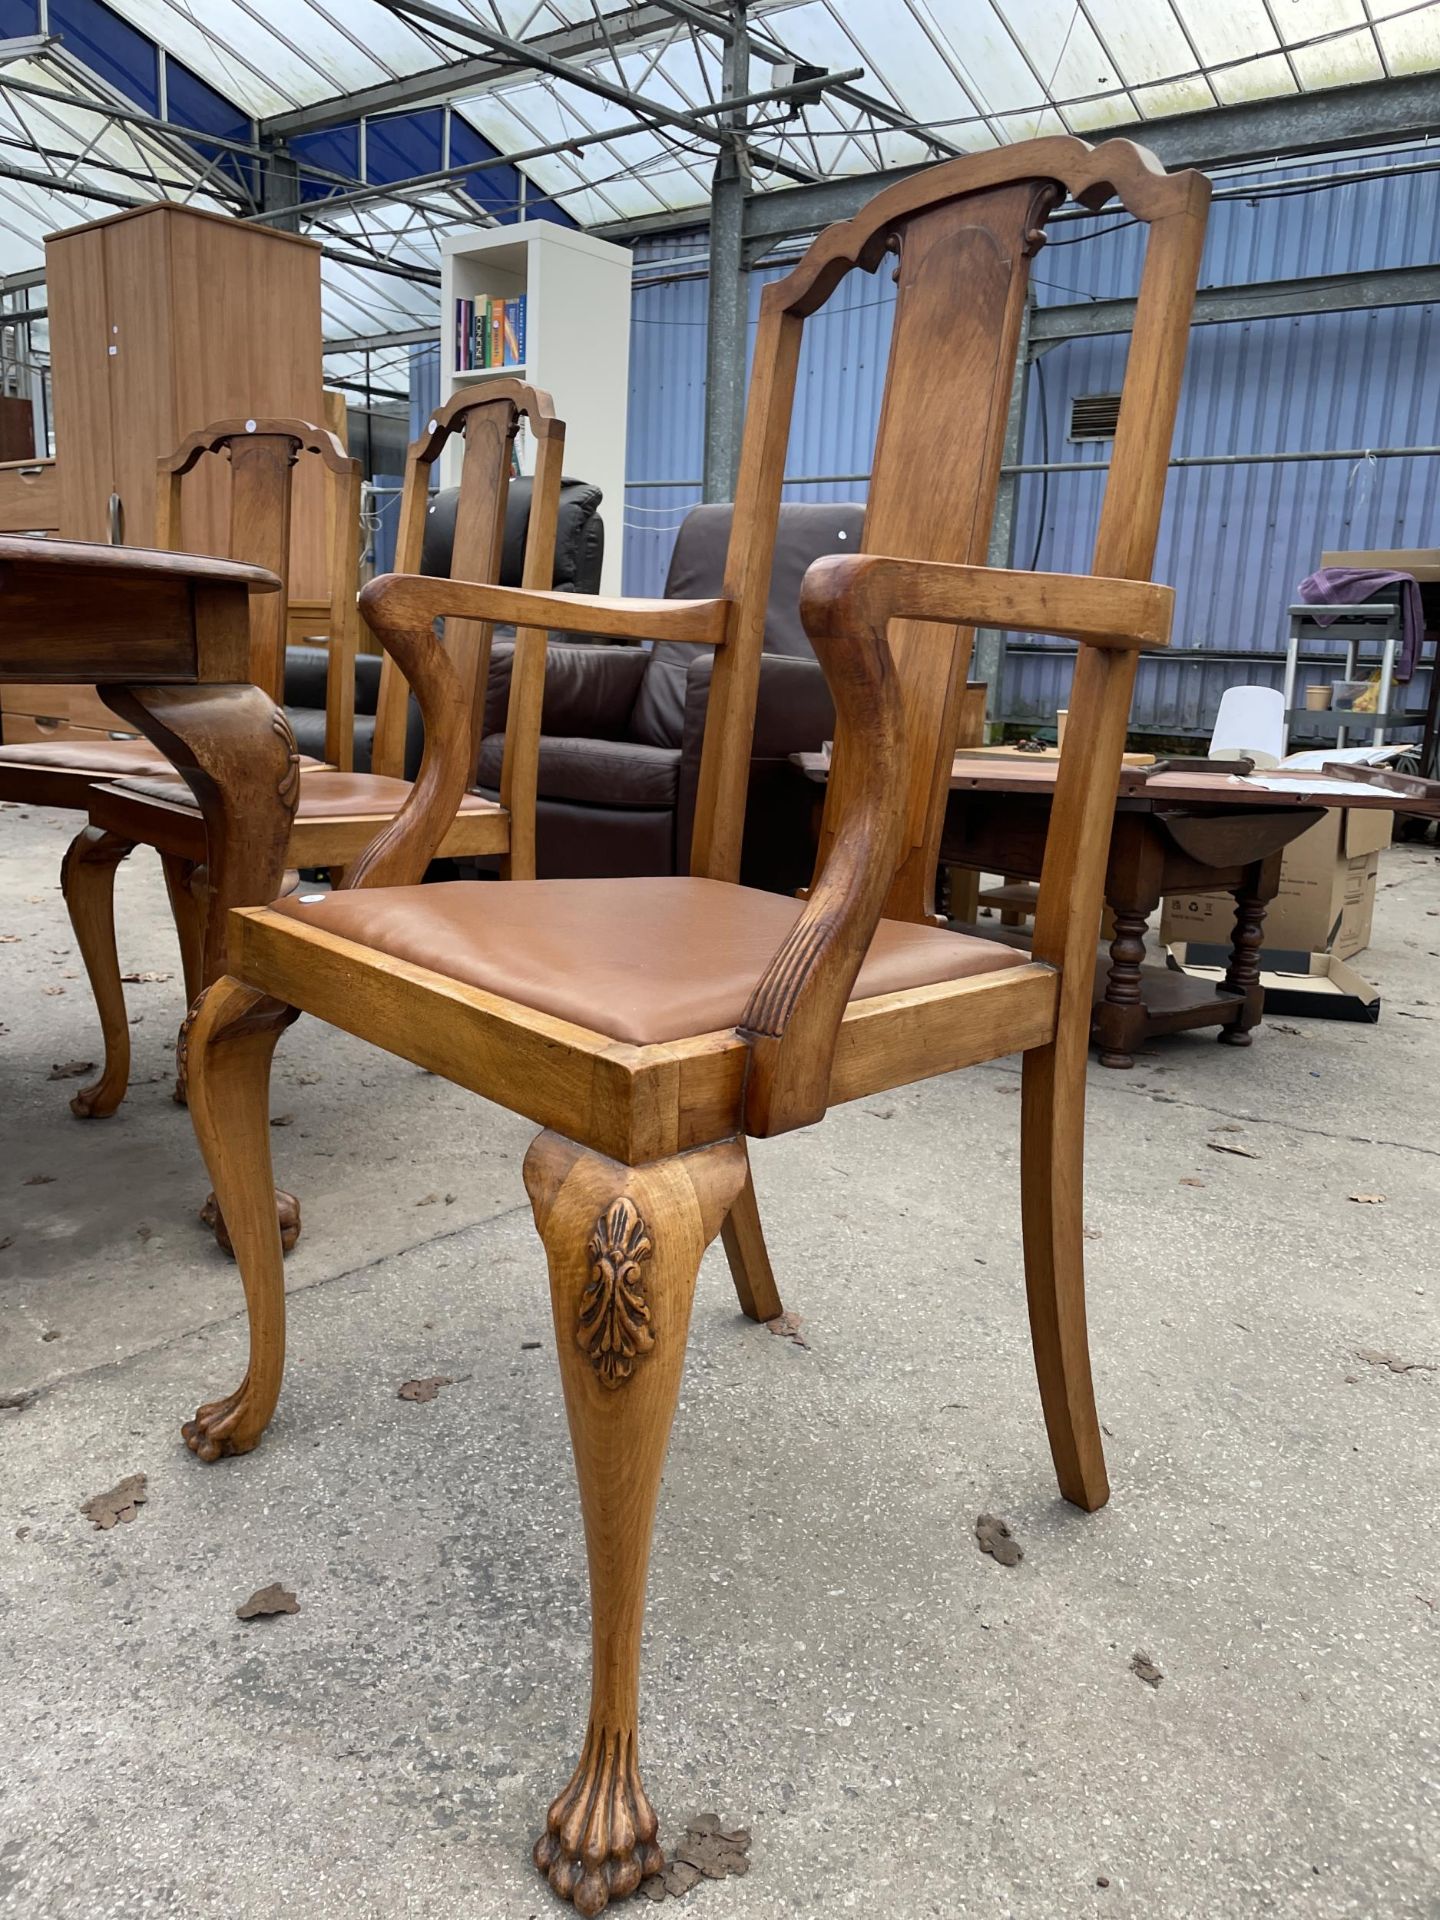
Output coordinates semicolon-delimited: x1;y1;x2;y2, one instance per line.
283;473;604;773
473;502;864;893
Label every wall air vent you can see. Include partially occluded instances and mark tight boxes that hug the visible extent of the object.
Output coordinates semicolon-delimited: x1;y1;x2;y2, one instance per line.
1068;392;1122;441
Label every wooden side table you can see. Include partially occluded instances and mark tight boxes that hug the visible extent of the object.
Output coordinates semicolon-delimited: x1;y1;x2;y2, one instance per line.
0;536;297;990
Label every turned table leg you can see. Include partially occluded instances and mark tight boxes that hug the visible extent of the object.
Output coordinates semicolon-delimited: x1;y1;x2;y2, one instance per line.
1217;851;1281;1049
1091;821;1164;1071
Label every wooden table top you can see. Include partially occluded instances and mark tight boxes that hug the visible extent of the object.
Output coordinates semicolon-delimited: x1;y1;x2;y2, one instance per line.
1320;547;1440;584
793;750;1431;813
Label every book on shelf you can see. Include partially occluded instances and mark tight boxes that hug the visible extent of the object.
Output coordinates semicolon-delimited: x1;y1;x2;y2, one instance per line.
454;291;527;372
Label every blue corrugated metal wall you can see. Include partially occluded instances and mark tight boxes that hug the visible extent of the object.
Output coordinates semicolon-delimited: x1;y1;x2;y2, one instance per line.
622;147;1440;734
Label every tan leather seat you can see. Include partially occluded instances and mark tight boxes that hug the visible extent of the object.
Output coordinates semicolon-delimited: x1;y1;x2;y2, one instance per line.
273;875;1028;1046
113;769;499;821
0;736;175;777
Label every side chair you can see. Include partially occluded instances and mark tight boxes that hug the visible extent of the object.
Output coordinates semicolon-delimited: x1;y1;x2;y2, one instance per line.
179;139;1207;1914
63;385;564;1122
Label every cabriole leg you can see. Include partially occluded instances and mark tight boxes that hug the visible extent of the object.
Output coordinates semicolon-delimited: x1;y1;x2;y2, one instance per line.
61;825;136;1119
180;977;300;1461
524;1131;746;1916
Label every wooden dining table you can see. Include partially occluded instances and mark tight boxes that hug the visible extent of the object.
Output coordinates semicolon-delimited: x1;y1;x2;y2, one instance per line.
0;536;298;989
794;748;1431;1068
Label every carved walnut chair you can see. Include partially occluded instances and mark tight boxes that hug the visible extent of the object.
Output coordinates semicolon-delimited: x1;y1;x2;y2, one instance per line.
179;140;1206;1915
63;385;564;1122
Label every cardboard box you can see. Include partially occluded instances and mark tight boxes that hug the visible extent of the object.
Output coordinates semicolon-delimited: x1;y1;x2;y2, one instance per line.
1159;806;1393;962
1166;947;1380;1024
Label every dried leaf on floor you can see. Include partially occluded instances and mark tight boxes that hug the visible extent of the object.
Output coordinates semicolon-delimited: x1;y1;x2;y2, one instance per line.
120;969;172;984
0;933;20;943
1130;1650;1163;1688
415;1191;439;1206
41;985;64;996
975;1513;1023;1567
236;1582;300;1620
81;1473;147;1530
1271;1023;1301;1035
296;1071;323;1085
765;1310;809;1349
1206;1140;1261;1159
23;1174;54;1186
1;1388;35;1412
1179;1177;1206;1188
640;1815;751;1900
1083;1226;1102;1240
397;1375;454;1402
1347;1194;1386;1205
270;1114;294;1128
0;1235;12;1251
1354;1348;1436;1375
46;1060;94;1080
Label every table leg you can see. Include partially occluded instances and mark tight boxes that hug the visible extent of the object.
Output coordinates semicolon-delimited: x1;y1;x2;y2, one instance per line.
101;683;299;985
1216;852;1280;1049
1091;822;1164;1071
103;683;302;1251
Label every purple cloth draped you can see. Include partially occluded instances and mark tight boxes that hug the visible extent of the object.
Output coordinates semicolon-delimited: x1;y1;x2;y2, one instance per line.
1296;566;1422;682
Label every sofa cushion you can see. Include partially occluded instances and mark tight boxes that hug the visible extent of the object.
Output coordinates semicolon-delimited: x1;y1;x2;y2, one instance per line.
420;475;604;593
274;875;1029;1046
475;732;679;810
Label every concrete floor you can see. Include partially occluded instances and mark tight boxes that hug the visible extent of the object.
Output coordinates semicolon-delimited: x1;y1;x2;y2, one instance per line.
1;797;1437;1920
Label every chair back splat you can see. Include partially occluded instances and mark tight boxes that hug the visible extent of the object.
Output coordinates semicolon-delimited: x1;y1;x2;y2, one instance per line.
376;382;565;806
689;138;1208;926
156;418;362;767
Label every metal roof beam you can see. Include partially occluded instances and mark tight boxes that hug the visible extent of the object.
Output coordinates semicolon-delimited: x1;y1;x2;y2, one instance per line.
731;70;1440;244
1031;261;1440;343
262;5;689;137
381;0;818;183
650;0;963;156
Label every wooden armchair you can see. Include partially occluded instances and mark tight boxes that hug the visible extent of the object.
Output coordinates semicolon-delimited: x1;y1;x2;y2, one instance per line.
63;386;563;1121
180;140;1206;1914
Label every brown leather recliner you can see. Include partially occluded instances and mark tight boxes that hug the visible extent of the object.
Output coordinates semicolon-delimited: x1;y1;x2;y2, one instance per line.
473;502;863;894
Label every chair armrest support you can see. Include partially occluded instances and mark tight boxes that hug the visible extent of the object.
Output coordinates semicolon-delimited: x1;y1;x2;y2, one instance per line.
358;572;731;648
338;578;476;891
739;552;1174;1136
737;577;908;1138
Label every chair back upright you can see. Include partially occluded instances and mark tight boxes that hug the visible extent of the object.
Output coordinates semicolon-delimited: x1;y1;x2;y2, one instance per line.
376;384;566;855
689;137;1208;928
156;418;362;768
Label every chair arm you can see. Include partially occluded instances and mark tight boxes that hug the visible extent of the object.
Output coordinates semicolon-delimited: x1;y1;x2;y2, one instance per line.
737;570;908;1138
739;553;1174;1136
798;553;1173;651
357;572;731;648
337;577;476;890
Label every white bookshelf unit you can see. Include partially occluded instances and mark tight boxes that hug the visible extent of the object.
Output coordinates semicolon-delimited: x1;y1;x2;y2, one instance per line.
438;220;632;593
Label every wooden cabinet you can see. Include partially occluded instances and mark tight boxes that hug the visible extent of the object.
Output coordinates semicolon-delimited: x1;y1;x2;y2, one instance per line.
44;202;328;625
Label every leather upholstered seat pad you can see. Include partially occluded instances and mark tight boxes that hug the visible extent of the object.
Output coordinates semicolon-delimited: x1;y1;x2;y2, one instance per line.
273;875;1028;1046
112;769;498;821
0;736;175;776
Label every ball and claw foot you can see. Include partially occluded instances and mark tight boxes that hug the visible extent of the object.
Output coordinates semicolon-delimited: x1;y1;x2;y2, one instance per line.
198;1189;302;1256
181;1379;263;1463
533;1727;664;1917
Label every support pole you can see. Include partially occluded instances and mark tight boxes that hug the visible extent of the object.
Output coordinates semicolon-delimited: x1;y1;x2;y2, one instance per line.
702;2;749;503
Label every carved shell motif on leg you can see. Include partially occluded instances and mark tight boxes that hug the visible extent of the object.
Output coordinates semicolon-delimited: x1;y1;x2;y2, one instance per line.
578;1198;654;1389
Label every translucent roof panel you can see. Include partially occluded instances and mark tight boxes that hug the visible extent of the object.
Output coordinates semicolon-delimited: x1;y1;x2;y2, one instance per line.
1;0;1438;364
